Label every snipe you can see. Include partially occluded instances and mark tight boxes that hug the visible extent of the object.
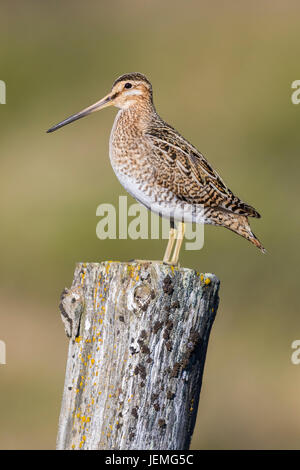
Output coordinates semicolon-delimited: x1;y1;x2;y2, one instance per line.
47;72;265;264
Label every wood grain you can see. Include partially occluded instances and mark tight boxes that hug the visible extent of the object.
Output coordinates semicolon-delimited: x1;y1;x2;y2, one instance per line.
57;261;219;450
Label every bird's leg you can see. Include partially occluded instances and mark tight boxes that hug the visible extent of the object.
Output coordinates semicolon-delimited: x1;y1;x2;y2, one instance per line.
163;219;177;264
170;222;185;265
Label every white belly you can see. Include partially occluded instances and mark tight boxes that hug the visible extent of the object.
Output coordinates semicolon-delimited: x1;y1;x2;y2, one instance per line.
108;111;206;224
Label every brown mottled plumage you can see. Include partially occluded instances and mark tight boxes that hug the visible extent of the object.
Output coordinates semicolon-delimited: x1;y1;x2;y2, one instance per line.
47;72;265;262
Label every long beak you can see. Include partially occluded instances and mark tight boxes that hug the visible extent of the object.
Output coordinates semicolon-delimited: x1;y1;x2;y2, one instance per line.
47;92;115;133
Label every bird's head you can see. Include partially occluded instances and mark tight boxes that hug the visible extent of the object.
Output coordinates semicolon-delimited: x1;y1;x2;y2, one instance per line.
110;73;153;109
47;73;153;133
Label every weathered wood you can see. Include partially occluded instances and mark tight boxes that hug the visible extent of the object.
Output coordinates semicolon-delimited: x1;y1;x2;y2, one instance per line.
57;261;219;450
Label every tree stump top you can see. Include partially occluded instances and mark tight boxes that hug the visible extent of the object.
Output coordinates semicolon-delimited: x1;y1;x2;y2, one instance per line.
57;261;220;450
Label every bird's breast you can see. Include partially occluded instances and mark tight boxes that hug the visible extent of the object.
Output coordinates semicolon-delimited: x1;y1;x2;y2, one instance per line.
107;110;206;224
109;110;154;183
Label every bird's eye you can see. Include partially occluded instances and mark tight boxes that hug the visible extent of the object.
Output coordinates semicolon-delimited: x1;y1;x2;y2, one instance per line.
124;83;132;89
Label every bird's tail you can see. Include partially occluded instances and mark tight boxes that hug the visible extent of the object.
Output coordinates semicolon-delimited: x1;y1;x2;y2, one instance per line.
234;217;266;254
210;210;266;253
246;229;266;254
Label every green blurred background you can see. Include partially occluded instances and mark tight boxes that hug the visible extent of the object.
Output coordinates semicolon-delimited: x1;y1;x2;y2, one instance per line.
1;0;300;449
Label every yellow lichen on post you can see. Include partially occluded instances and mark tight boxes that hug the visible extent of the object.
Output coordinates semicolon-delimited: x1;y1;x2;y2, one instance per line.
56;261;219;450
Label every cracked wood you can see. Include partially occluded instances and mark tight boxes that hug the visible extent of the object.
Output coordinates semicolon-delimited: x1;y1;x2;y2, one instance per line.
56;261;219;450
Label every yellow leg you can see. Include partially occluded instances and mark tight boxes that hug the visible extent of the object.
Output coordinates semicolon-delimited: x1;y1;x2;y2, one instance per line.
163;227;177;264
170;222;185;265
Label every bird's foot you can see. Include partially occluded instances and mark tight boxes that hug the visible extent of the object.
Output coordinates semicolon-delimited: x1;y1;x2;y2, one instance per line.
163;260;180;268
128;259;165;264
127;259;180;267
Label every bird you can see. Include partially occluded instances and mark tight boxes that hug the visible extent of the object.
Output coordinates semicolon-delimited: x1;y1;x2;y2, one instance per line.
47;72;265;264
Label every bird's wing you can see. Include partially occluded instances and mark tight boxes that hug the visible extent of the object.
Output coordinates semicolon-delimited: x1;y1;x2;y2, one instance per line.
146;124;261;218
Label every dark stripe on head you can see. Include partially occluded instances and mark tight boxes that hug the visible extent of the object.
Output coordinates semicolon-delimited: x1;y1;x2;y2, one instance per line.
113;72;151;87
112;73;153;99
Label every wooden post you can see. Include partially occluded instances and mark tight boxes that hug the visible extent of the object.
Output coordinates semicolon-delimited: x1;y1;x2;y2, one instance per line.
56;261;219;450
